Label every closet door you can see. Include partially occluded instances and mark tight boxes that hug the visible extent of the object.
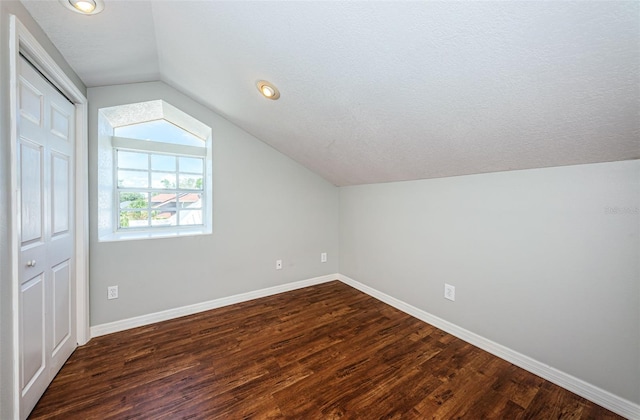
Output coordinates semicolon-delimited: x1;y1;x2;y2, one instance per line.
17;55;77;419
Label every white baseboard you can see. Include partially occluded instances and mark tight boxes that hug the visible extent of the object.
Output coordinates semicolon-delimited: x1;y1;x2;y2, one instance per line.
90;274;338;338
337;274;640;420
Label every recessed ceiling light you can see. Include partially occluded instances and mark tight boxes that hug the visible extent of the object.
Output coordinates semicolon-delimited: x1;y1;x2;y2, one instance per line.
59;0;104;15
256;80;280;100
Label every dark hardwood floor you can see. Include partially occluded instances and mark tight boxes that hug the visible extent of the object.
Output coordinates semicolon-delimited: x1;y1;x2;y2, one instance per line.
30;281;623;419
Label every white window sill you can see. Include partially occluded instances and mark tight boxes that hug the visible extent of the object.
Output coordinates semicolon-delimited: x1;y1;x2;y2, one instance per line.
98;227;212;243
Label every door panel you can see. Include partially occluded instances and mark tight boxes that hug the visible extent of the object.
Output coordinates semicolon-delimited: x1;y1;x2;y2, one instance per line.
51;153;70;235
19;79;42;126
19;141;43;244
50;104;70;140
18;55;77;419
20;274;45;392
51;261;71;355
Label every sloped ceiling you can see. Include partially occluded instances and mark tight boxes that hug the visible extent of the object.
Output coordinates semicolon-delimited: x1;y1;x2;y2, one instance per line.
22;0;640;186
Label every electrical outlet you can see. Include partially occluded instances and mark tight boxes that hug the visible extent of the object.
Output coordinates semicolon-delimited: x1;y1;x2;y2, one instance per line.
444;284;455;301
276;259;283;270
321;252;327;263
108;285;118;300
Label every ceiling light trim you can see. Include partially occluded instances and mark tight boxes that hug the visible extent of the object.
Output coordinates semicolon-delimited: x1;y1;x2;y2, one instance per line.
59;0;105;15
256;80;280;100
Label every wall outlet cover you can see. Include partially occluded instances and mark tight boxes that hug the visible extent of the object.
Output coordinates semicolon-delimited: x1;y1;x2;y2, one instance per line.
108;285;118;300
444;283;455;301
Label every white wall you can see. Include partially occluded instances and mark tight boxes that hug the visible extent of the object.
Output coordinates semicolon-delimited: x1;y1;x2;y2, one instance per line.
0;2;86;418
339;160;640;405
88;81;340;326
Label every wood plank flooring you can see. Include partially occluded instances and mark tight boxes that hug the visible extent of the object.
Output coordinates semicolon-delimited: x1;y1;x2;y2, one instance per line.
30;281;623;419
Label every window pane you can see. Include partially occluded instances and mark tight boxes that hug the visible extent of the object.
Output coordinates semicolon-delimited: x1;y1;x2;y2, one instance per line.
179;157;203;173
152;192;176;205
179;210;203;226
151;172;176;189
178;192;202;209
178;175;203;190
119;192;148;210
150;192;177;226
118;170;149;188
151;154;176;171
117;150;148;170
119;211;149;228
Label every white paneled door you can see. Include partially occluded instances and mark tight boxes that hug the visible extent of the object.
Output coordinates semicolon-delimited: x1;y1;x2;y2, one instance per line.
17;55;77;419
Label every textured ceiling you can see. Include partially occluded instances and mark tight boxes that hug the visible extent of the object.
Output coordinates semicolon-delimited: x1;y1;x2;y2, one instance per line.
22;0;640;186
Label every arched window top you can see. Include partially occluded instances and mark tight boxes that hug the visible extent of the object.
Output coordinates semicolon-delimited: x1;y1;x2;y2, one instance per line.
100;99;211;145
114;119;203;147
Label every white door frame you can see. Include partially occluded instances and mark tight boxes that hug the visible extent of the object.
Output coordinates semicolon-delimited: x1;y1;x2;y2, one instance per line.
9;15;89;419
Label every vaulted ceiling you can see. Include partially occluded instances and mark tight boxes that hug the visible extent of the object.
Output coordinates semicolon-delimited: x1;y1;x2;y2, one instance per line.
22;1;639;186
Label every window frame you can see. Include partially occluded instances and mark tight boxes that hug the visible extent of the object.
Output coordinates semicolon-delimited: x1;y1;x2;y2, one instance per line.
97;100;213;242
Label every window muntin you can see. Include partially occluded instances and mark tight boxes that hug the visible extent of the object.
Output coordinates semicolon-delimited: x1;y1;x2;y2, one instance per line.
116;148;204;230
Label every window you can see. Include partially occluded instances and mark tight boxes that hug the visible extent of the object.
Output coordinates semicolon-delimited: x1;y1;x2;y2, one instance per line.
116;149;204;229
97;100;212;241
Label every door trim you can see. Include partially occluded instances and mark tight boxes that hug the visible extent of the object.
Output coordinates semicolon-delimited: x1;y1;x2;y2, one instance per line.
9;15;89;419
